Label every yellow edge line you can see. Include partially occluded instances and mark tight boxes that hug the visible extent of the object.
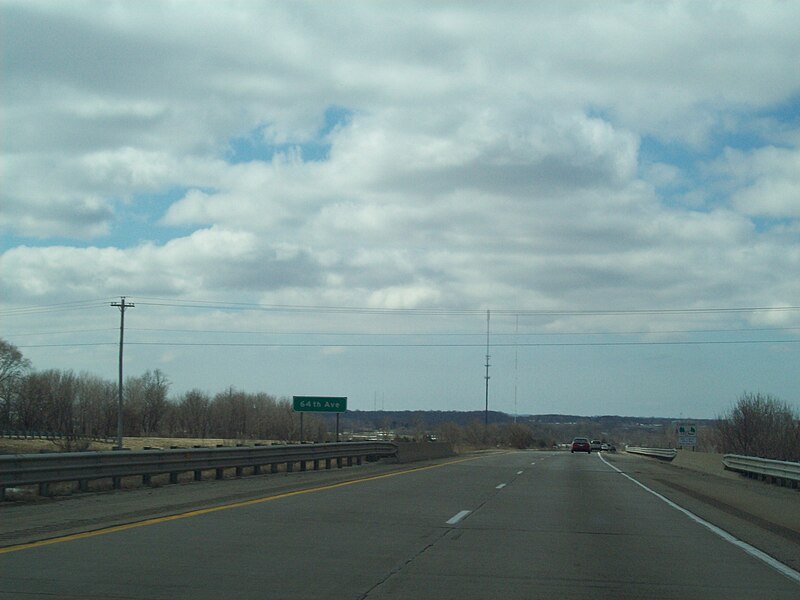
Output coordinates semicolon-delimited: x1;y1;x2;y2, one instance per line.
0;454;485;555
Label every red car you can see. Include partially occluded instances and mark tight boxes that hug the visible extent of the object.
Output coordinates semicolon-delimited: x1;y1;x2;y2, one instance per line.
571;437;591;453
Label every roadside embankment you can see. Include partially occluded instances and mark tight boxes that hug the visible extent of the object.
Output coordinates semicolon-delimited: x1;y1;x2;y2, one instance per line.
671;449;742;479
392;441;456;463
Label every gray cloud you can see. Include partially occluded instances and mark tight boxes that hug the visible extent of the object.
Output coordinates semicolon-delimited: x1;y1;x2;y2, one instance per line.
2;2;799;413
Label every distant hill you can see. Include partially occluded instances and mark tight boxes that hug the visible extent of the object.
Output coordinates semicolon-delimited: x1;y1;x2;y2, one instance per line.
335;410;715;433
338;410;511;431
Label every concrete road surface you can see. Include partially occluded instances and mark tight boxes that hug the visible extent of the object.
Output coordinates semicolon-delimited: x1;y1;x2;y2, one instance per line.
1;451;798;599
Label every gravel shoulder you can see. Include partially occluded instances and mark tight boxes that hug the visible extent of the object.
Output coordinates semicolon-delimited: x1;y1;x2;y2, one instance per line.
603;450;800;574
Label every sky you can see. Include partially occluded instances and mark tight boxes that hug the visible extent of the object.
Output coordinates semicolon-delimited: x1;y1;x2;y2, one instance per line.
1;1;799;420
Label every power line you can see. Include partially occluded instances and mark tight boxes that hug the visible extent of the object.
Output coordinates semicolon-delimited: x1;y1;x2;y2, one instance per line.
0;299;112;316
133;297;483;315
124;296;800;317
124;325;800;336
6;325;800;341
5;295;800;318
6;328;117;337
14;339;800;349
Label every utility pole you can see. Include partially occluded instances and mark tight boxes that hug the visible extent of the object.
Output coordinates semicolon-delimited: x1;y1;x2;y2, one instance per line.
111;297;134;450
484;309;490;428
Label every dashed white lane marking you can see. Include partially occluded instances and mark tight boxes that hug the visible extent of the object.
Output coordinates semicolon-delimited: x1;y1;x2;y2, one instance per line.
496;483;507;489
517;471;523;475
598;452;800;585
446;510;471;525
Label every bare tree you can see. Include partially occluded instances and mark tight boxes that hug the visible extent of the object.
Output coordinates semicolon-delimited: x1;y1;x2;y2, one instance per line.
716;392;800;461
436;422;463;446
0;339;31;428
176;389;212;438
14;369;76;433
142;369;170;435
75;373;117;438
463;420;487;447
507;423;535;449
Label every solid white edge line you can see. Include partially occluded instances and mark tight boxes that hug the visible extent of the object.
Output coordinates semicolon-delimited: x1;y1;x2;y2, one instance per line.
598;452;800;585
446;510;471;525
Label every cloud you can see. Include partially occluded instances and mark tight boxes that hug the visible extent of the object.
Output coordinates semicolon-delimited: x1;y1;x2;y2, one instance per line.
718;146;800;218
0;194;113;239
2;1;799;316
2;2;800;417
0;228;322;303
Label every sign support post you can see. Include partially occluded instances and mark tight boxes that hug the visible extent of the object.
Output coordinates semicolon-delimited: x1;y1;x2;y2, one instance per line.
293;396;348;442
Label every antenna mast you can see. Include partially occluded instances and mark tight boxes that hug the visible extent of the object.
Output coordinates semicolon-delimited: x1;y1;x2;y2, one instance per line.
484;309;490;427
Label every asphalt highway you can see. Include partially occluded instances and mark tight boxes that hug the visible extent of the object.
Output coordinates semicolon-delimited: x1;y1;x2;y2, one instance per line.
1;451;798;599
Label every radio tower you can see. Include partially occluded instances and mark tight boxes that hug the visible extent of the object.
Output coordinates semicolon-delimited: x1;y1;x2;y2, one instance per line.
484;310;490;427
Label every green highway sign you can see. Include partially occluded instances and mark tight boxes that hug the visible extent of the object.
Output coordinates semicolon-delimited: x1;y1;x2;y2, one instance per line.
677;422;698;448
293;396;347;413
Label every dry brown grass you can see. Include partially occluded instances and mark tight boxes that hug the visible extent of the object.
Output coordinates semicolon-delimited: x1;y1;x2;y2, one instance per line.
0;436;283;455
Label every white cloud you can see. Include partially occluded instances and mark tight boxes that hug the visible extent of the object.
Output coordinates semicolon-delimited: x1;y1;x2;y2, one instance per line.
2;1;800;414
718;147;800;218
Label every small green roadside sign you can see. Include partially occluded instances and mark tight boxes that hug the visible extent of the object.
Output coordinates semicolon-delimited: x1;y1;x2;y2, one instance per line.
293;396;347;413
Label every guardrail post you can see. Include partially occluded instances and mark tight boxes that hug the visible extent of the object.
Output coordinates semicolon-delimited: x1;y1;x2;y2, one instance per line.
300;461;307;472
325;458;332;469
170;472;179;484
143;474;151;486
79;479;89;492
313;459;320;471
112;476;122;490
215;468;224;480
357;456;363;466
253;465;262;475
337;457;343;469
235;466;244;477
194;470;202;481
286;461;293;473
270;463;278;474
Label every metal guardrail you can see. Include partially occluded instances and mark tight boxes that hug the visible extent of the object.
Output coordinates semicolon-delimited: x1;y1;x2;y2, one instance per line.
625;446;677;460
0;441;398;499
723;454;800;489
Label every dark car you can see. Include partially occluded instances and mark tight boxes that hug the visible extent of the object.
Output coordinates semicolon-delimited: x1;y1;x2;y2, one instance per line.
571;437;591;453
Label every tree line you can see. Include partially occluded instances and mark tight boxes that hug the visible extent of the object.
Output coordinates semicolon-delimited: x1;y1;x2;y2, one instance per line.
2;338;798;459
0;339;327;441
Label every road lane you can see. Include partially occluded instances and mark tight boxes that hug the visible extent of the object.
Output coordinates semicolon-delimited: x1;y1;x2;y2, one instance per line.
1;451;797;599
366;452;800;598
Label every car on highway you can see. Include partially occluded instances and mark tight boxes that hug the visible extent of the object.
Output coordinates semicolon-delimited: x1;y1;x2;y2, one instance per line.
571;437;591;453
590;439;603;451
